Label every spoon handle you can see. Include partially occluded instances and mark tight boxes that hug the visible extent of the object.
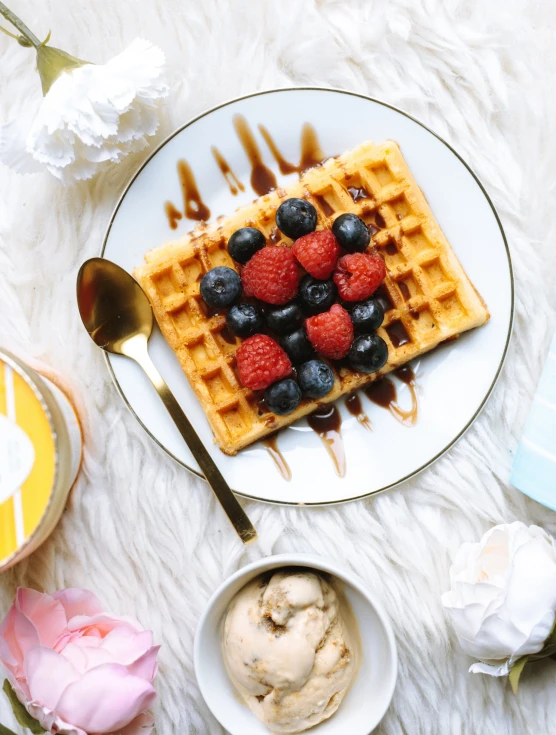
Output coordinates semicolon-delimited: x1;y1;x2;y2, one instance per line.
129;341;257;545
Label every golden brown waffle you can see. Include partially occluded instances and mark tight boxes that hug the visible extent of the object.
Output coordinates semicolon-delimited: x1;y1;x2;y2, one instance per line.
134;140;489;455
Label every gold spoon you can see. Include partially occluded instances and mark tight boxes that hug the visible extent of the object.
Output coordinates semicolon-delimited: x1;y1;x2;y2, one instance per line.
76;257;257;545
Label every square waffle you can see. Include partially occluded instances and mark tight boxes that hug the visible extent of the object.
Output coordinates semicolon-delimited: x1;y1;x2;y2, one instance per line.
134;140;489;455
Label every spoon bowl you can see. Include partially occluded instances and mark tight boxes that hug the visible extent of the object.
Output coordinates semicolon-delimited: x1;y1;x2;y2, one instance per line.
76;257;257;545
77;257;153;354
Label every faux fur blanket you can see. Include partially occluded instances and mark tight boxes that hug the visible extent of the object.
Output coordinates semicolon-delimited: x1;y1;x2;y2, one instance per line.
1;0;556;733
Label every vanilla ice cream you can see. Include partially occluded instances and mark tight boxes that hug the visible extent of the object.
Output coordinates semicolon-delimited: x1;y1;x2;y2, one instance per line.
222;569;358;733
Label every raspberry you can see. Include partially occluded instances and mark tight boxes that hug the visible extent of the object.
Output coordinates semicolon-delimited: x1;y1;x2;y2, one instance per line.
305;304;354;360
236;334;292;391
333;253;386;302
241;247;299;305
292;230;340;279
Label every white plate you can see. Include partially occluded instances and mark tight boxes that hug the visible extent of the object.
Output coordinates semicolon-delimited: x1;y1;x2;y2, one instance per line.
102;87;513;505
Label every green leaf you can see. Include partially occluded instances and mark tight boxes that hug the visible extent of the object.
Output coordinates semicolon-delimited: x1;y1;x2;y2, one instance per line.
0;723;18;735
509;656;529;694
2;680;45;734
529;643;556;661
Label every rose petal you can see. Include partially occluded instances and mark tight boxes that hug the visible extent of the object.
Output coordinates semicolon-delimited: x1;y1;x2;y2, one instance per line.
26;701;87;735
74;644;115;672
60;643;89;675
0;605;22;672
76;633;102;646
52;589;104;622
504;536;556;645
101;627;153;664
469;659;511;676
3;670;31;702
127;646;160;681
55;628;102;652
67;613;143;636
24;646;79;710
13;608;40;659
56;663;156;733
16;588;67;648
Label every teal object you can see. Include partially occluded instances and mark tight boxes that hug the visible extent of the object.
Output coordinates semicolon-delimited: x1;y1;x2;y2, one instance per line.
511;332;556;509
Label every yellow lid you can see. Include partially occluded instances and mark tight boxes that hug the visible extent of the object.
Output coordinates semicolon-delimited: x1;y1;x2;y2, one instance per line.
0;357;55;563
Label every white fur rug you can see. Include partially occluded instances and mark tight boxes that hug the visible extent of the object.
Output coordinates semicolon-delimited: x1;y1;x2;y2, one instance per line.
2;0;556;733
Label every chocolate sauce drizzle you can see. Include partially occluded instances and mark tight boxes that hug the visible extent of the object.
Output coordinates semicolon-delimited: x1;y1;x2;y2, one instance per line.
177;159;211;221
211;146;245;196
363;365;419;426
262;364;420;480
313;195;334;217
385;320;411;348
233;114;278;195
164;201;182;230
258;122;327;176
164;119;327;226
347;186;371;203
307;405;346;477
344;394;372;431
263;436;292;482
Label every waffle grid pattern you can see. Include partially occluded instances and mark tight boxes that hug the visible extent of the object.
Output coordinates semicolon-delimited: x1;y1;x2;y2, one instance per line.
134;140;489;455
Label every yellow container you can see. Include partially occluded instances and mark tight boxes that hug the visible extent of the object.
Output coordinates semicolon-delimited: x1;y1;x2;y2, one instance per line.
0;349;82;571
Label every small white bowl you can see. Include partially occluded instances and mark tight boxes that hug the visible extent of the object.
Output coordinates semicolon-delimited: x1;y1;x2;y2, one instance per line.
194;554;398;735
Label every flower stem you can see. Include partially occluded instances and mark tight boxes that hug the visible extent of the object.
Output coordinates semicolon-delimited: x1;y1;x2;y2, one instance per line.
0;1;40;47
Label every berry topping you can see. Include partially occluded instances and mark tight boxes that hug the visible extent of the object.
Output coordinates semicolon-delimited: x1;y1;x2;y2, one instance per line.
298;275;337;315
280;328;315;364
276;198;318;239
332;213;371;253
298;360;335;399
241;247;299;305
200;266;242;308
236;334;292;391
333;253;386;302
350;298;385;333
305;304;354;360
266;302;304;335
228;227;266;264
348;334;388;373
264;378;302;416
226;303;264;338
292;230;340;280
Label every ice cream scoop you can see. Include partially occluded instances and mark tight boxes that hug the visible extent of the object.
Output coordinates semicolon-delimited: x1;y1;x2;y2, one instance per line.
222;569;357;733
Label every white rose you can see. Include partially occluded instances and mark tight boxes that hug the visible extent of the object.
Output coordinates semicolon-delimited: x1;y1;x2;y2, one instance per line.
441;522;556;676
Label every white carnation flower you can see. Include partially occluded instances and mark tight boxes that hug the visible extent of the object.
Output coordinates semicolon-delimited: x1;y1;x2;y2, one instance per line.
0;7;168;184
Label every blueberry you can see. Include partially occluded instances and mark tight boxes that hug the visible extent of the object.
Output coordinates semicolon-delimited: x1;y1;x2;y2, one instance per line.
298;360;335;399
332;213;370;253
350;299;384;333
266;303;304;335
226;304;263;338
280;328;315;364
264;378;302;415
276;198;317;239
348;334;388;373
228;227;266;264
298;275;337;315
200;267;242;308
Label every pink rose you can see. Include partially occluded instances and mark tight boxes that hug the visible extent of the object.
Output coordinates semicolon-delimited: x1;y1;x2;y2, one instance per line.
0;588;159;735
